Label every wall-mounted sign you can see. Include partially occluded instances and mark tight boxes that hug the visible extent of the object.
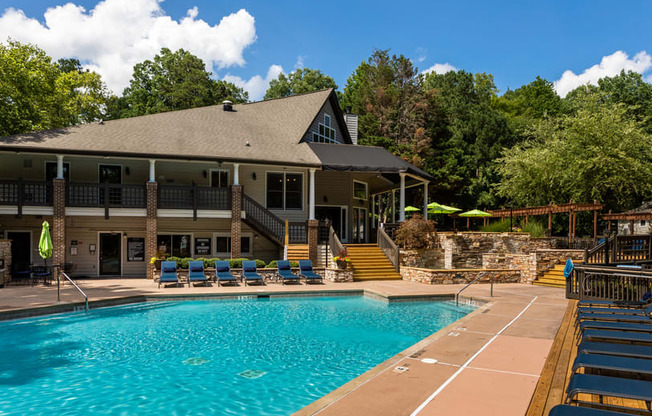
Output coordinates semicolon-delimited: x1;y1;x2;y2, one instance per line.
127;238;145;262
194;238;211;256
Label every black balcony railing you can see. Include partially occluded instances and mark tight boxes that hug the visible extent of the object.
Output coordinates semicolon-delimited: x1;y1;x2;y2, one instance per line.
158;185;231;220
567;264;652;301
0;179;52;215
67;183;146;218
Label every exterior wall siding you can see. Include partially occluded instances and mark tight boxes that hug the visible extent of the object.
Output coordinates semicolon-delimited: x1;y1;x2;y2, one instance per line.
301;101;346;144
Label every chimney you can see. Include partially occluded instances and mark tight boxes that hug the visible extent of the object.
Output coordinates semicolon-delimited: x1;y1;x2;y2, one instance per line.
343;111;358;145
222;100;233;112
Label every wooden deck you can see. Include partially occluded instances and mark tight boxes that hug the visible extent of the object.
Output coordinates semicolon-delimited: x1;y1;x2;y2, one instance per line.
526;300;650;416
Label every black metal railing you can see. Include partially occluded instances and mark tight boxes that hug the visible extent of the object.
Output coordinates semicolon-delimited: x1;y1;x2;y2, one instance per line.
67;183;146;209
158;185;231;211
378;226;400;272
584;235;652;265
0;179;52;210
241;193;306;245
567;264;652;301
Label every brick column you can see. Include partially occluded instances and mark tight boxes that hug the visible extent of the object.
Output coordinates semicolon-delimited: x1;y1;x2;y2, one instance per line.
231;185;242;259
146;182;158;279
52;178;66;269
308;219;319;263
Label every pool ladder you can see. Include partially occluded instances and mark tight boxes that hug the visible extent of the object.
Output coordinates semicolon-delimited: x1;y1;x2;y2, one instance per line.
455;272;493;306
58;271;89;312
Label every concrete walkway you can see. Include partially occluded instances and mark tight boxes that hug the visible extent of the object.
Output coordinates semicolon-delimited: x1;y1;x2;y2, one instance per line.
0;279;568;416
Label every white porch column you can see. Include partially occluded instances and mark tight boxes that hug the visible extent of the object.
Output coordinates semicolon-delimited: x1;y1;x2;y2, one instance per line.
423;181;429;219
56;155;64;179
233;163;240;186
309;168;316;220
148;159;156;182
399;173;406;222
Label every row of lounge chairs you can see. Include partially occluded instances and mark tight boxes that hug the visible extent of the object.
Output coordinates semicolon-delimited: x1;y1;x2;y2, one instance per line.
548;295;652;416
158;260;323;288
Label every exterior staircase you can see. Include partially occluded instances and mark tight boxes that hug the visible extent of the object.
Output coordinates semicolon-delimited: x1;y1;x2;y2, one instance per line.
534;263;566;288
344;243;402;281
287;244;309;263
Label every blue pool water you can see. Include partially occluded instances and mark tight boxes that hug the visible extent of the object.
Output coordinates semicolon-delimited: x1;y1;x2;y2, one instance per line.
0;296;473;415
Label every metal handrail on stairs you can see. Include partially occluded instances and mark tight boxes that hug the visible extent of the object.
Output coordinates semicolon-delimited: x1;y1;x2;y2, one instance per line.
57;270;89;311
455;272;492;306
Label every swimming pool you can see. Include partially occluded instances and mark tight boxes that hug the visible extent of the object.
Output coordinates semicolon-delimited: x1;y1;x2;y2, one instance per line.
0;296;473;415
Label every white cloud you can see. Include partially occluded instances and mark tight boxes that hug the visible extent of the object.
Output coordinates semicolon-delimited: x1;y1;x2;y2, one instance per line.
554;50;652;97
0;0;257;94
422;62;457;75
223;64;284;101
294;55;305;69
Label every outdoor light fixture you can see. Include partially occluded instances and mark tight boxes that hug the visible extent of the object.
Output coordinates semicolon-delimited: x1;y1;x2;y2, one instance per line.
125;167;130;176
252;172;257;180
323;196;328;203
203;170;207;178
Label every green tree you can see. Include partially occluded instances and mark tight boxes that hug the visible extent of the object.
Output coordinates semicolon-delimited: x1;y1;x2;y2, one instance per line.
109;48;247;119
0;39;108;136
263;68;337;100
497;94;652;210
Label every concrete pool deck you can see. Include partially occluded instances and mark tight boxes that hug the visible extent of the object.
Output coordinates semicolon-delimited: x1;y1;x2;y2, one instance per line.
0;279;568;416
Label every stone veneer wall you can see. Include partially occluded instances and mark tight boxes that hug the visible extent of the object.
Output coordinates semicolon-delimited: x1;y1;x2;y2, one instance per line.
400;248;445;269
0;239;11;282
401;267;521;285
482;249;585;284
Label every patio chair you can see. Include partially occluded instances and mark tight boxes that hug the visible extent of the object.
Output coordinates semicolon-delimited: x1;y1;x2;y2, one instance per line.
577;341;652;359
575;312;652;325
158;261;180;288
581;329;652;344
242;261;264;286
298;260;323;284
576;305;652;317
577;298;651;309
549;404;639;415
215;261;238;286
578;321;652;335
276;260;300;285
187;260;208;287
565;374;652;410
571;353;652;377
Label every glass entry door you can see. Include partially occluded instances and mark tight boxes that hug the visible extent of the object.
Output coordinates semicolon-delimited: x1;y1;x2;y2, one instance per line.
99;233;121;275
352;208;367;243
315;206;348;243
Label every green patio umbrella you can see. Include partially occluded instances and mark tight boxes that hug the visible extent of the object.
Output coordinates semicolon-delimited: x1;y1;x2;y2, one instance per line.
404;206;420;212
38;221;53;262
459;209;492;217
427;202;461;214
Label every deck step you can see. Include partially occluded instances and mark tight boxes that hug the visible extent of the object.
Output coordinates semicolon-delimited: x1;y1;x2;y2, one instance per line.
344;244;402;281
534;262;568;288
287;244;309;263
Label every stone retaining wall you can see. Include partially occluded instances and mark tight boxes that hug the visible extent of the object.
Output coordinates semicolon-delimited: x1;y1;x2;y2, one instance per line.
400;248;444;269
401;266;522;285
533;249;585;280
481;249;585;284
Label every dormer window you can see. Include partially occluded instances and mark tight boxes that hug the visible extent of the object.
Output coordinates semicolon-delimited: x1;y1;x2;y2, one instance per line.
312;114;337;143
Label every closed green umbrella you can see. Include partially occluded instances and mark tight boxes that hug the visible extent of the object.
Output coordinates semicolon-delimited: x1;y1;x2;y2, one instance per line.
38;221;53;261
459;209;492;217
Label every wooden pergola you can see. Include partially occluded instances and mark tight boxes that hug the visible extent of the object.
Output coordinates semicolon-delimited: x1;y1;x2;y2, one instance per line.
487;202;604;241
602;209;652;233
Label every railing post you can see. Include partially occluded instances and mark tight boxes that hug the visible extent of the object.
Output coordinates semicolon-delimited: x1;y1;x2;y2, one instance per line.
16;177;24;218
192;184;198;221
103;183;110;219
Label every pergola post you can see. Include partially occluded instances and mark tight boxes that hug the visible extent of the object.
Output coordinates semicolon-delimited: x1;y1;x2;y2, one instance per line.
423;181;429;219
399;173;406;222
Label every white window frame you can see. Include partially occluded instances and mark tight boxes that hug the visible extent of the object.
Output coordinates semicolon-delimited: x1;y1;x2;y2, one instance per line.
324;114;331;127
209;169;230;188
213;232;253;257
352;180;368;201
312;114;338;143
156;232;194;257
265;171;304;211
98;163;123;184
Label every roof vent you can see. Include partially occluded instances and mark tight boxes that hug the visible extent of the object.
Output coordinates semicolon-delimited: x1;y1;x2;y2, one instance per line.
222;100;233;112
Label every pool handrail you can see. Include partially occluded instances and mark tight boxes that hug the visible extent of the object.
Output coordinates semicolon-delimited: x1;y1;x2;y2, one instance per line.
455;272;492;306
58;271;89;311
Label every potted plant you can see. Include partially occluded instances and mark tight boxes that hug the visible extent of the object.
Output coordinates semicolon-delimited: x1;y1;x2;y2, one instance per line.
333;249;352;270
150;250;168;270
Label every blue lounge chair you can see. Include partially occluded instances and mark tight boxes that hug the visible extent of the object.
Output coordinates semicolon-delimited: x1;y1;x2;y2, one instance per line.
578;321;652;334
577;341;652;359
549;404;638;415
242;261;264;286
159;261;180;288
187;260;208;287
577;299;651;309
276;260;300;285
577;305;652;317
215;261;238;286
565;374;652;410
571;353;652;377
575;312;652;324
298;260;323;284
581;329;652;344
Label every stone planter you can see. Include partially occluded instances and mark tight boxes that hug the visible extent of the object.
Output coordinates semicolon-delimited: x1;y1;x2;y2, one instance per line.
336;260;349;270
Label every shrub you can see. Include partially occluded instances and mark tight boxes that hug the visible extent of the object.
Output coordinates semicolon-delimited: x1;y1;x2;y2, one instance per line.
480;220;511;233
228;258;266;269
195;258;219;268
266;260;299;269
522;220;545;237
394;214;436;249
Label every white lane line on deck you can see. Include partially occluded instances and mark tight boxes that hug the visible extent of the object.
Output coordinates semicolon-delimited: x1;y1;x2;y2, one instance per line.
410;296;538;416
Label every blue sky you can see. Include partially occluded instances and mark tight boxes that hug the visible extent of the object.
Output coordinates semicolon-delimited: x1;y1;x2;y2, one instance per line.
1;0;651;99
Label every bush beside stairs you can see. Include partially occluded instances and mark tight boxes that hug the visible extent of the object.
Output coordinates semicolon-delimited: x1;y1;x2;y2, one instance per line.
344;243;402;281
533;263;566;288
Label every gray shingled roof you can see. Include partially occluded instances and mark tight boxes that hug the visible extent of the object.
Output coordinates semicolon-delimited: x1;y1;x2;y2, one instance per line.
0;89;334;167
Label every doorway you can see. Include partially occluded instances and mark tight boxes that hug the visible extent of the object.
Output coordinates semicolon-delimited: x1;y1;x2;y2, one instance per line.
315;206;348;243
7;231;31;273
352;207;367;243
99;232;122;275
